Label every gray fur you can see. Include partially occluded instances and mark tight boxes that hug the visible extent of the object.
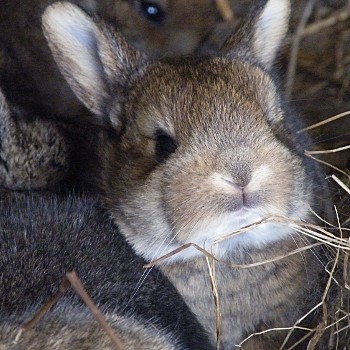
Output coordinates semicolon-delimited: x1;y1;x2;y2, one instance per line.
0;89;68;190
0;191;213;349
2;307;177;350
42;1;332;349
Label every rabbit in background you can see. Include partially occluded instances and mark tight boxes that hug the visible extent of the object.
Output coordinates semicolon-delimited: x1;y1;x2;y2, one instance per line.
96;0;227;57
0;190;214;350
0;0;230;120
42;0;333;349
0;86;67;190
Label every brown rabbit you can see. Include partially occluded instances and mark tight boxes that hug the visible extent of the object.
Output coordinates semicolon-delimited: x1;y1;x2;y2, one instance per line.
43;1;331;348
0;0;226;119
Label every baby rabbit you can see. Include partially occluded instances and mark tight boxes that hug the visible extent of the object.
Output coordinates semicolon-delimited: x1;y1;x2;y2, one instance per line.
96;0;225;57
0;87;67;190
0;190;213;349
0;0;226;119
43;0;331;349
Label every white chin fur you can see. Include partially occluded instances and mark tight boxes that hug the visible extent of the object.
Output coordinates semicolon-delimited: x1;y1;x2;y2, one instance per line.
139;211;299;264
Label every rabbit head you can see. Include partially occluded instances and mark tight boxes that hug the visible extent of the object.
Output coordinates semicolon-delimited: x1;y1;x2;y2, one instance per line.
43;0;326;262
96;0;224;57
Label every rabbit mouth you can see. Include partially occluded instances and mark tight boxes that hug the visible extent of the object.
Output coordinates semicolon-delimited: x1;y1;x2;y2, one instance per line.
230;207;251;219
148;211;295;263
181;210;294;257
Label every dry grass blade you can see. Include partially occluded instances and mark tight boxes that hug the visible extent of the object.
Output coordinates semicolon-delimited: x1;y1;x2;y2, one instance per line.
306;145;350;155
13;271;126;349
144;243;212;268
298;111;350;133
309;209;342;349
145;238;324;270
213;216;286;244
344;253;350;291
215;0;234;21
302;6;350;37
66;271;126;350
304;153;350;179
14;277;71;344
235;326;313;348
145;214;350;269
332;175;350;195
280;209;342;349
214;215;350;251
286;0;318;98
205;257;222;350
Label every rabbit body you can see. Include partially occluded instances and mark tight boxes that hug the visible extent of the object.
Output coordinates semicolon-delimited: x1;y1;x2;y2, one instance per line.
0;190;213;350
40;1;331;348
0;88;68;190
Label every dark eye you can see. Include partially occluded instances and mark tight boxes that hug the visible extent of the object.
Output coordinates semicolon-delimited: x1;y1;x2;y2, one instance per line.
155;129;177;164
139;1;165;25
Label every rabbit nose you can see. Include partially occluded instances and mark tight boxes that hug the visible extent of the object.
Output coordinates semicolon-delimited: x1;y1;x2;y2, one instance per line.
234;178;251;190
228;173;252;189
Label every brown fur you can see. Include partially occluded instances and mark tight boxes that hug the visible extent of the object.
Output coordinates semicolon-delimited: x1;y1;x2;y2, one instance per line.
98;0;221;57
43;1;331;348
0;0;224;119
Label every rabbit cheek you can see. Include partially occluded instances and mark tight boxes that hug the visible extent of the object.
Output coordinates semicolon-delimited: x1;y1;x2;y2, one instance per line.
248;146;308;220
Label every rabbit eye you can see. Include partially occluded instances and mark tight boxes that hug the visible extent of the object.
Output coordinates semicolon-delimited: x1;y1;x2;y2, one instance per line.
155;130;177;164
139;1;165;25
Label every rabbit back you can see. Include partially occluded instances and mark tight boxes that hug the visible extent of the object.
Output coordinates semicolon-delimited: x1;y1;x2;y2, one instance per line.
0;190;213;349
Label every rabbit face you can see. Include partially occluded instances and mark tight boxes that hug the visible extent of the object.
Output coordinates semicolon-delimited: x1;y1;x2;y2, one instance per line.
101;59;312;261
102;0;221;57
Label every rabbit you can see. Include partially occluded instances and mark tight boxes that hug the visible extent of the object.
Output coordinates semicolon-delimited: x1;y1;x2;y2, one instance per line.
42;0;332;348
0;0;228;120
0;190;214;350
0;86;68;190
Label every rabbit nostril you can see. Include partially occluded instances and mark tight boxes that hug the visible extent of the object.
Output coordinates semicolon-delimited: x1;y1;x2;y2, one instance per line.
221;176;235;187
212;173;251;192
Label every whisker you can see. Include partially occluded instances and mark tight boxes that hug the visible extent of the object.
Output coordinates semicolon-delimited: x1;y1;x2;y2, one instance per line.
122;221;180;311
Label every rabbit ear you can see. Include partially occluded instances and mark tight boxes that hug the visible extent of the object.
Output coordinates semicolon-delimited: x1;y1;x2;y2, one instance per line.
42;2;144;124
222;0;290;70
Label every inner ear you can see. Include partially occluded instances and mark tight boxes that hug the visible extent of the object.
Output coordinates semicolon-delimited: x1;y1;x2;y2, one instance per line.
221;0;290;71
42;1;147;127
252;0;291;69
42;2;109;116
